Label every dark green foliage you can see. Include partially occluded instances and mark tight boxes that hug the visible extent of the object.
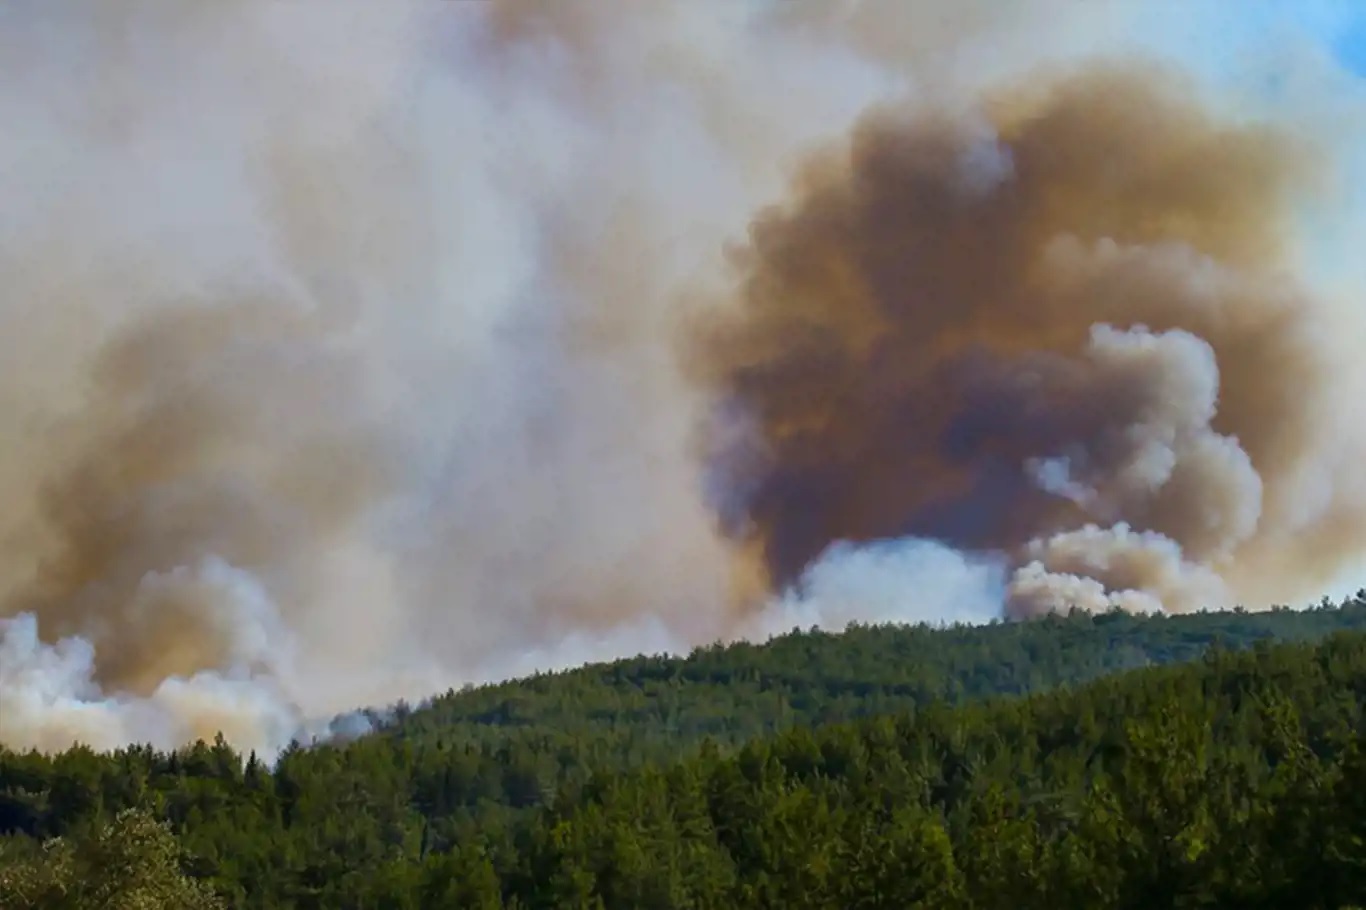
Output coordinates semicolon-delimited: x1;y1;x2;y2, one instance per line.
4;598;1366;908
0;808;224;909
401;596;1366;756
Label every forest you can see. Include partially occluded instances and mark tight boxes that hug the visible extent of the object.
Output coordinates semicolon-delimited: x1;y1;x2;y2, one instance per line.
4;597;1366;908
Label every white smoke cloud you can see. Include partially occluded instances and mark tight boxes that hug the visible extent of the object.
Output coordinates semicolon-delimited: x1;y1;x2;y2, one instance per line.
1;610;299;755
0;0;893;757
757;539;1007;636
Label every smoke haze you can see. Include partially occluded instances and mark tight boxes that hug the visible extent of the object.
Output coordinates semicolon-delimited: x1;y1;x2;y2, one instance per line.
1;0;1363;755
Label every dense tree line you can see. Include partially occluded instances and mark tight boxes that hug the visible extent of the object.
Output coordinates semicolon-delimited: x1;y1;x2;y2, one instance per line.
392;595;1366;755
505;634;1366;908
4;599;1366;907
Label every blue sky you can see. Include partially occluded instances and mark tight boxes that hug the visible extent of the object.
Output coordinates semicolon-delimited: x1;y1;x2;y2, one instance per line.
1137;0;1366;82
1331;6;1366;75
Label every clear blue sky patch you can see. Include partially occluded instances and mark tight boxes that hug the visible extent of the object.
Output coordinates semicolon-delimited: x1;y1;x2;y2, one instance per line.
1334;11;1366;77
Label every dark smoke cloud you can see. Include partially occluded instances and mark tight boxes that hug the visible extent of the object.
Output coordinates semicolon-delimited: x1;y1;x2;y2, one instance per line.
690;64;1366;617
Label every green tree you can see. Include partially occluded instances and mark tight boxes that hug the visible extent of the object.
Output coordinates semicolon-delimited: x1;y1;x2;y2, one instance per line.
0;808;223;910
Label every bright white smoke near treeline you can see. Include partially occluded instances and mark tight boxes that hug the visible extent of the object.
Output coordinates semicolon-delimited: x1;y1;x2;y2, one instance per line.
1;0;1364;756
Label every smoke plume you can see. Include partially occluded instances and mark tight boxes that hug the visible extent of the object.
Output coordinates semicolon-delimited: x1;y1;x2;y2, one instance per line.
690;64;1366;620
1;0;1363;755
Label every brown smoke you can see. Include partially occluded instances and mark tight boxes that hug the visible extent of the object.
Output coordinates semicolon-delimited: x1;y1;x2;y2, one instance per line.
690;63;1365;616
11;300;399;694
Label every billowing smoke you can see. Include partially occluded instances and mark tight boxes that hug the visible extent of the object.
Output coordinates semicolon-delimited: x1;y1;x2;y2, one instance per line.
1;0;1363;755
690;65;1366;620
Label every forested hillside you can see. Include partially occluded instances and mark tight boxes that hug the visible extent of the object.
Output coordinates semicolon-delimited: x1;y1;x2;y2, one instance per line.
392;596;1366;757
4;600;1366;908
